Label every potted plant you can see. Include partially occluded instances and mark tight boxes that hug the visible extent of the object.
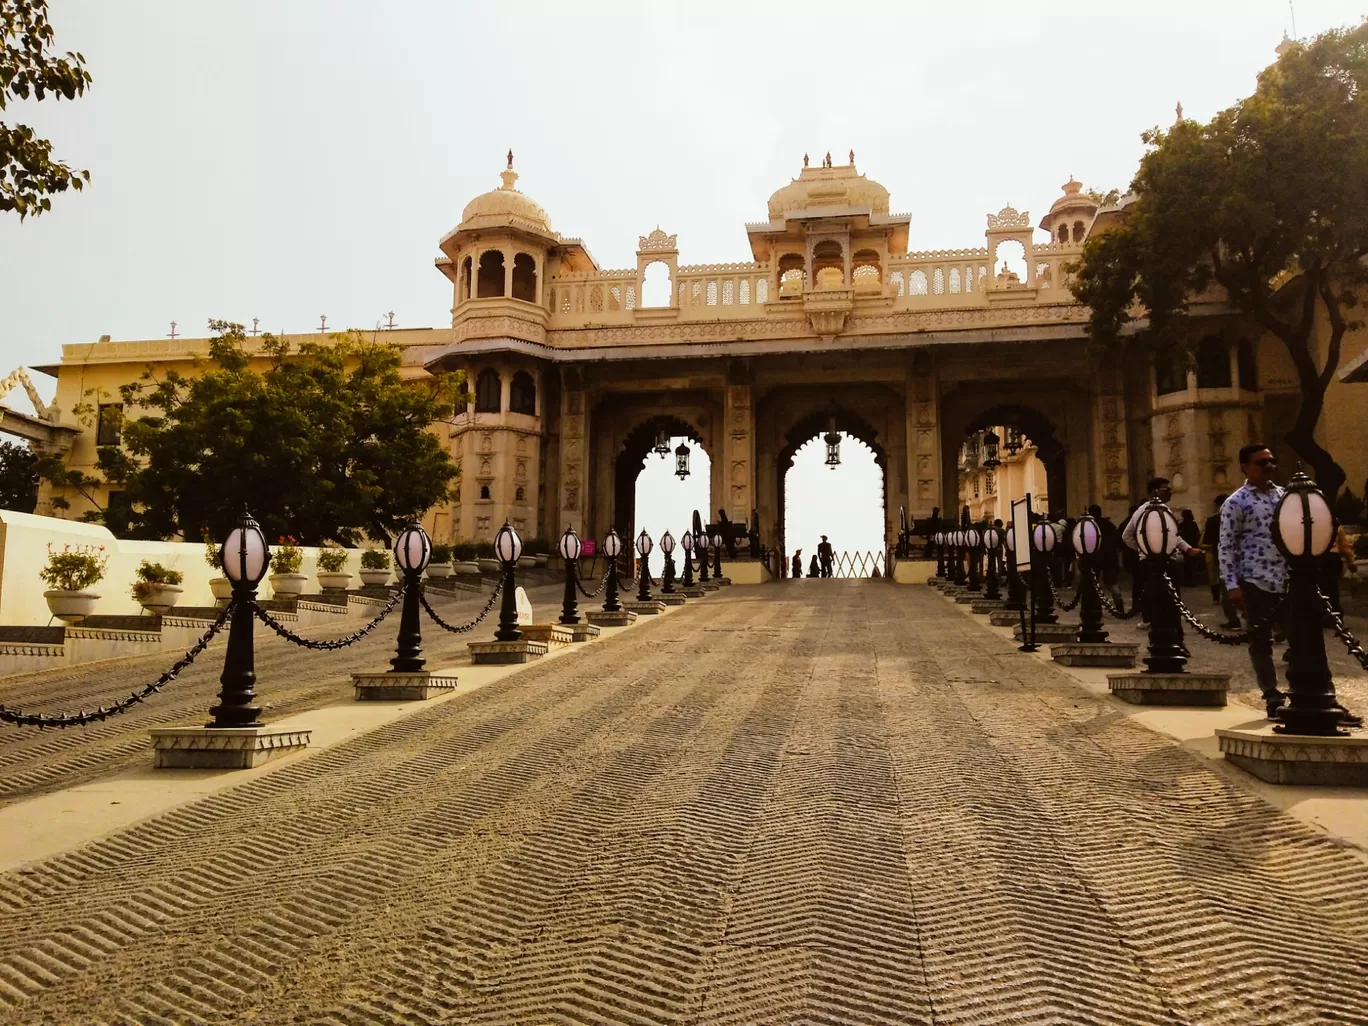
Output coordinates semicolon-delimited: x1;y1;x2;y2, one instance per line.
205;529;233;600
131;560;185;615
359;548;392;586
427;542;454;579
517;537;541;570
268;536;309;597
528;538;551;568
452;541;481;575
316;545;352;591
476;541;500;574
40;543;108;622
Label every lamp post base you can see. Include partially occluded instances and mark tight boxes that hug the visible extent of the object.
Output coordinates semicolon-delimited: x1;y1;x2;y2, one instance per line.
970;599;1007;614
660;594;687;606
1106;671;1229;706
587;609;637;628
1012;622;1079;644
467;640;549;664
1051;642;1139;668
352;671;459;701
149;726;311;769
989;610;1023;627
1216;725;1368;785
623;600;667;616
519;623;576;649
681;587;706;598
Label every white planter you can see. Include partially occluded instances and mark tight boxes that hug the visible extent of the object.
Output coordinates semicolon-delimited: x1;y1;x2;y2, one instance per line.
426;563;453;579
477;558;501;574
359;569;391;587
517;556;538;569
317;572;353;591
269;572;309;597
453;561;481;575
534;554;550;568
209;576;233;601
136;583;183;615
44;589;99;622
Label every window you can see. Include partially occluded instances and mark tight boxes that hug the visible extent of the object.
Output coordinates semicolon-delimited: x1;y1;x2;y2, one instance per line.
475;368;501;412
515;486;525;501
1237;340;1258;391
479;484;490;500
1155;352;1187;395
908;270;928;295
477;250;505;298
1196;337;1231;389
509;371;536;415
1072;220;1085;242
96;403;123;446
511;253;537;302
1057;225;1069;243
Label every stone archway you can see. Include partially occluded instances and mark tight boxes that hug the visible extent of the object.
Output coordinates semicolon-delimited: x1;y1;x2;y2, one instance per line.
959;403;1067;519
613;414;708;542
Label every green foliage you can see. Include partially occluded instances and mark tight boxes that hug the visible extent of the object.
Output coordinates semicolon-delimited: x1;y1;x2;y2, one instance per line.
1336;487;1363;526
316;546;348;573
39;542;106;591
1;1;91;219
476;541;495;559
1084;187;1121;208
86;320;458;544
202;528;220;569
1070;20;1368;500
451;542;479;561
429;542;452;564
360;548;389;570
525;537;551;555
0;439;37;512
270;537;302;575
130;560;183;602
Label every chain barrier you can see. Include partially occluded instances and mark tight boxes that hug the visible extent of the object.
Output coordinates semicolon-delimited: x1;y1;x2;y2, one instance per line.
252;584;404;650
575;564;611;599
0;601;234;729
1157;572;1281;646
1046;573;1084;612
1088;571;1141;620
1320;588;1368;671
419;576;503;634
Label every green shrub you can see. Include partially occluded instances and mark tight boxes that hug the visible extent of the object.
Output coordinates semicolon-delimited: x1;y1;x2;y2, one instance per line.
452;542;479;561
270;536;303;575
316;547;348;573
476;541;495;559
360;548;390;570
131;560;184;602
526;537;551;555
429;542;453;564
202;529;221;569
39;544;109;592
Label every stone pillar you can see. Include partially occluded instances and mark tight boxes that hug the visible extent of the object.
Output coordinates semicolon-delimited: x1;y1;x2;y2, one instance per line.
558;380;589;537
724;380;754;524
503;248;514;298
908;350;941;520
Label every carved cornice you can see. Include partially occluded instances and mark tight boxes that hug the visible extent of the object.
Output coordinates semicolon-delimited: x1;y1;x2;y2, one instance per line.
454;313;548;345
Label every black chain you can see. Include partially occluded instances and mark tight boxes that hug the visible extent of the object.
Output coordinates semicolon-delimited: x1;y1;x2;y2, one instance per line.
0;601;234;729
575;564;610;599
252;584;404;650
1158;572;1281;646
1048;573;1084;612
1088;571;1141;620
1320;588;1368;671
419;576;503;633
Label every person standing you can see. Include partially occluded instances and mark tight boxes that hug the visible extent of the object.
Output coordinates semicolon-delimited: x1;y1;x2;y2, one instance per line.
1202;495;1242;628
1322;524;1358;614
817;535;834;578
1218;445;1288;718
1178;509;1202;587
791;549;802;579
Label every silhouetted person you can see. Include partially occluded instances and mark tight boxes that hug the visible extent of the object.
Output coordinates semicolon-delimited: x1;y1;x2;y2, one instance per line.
1090;504;1125;613
1178;508;1202;586
791;550;802;579
808;554;820;578
817;535;834;578
748;508;761;559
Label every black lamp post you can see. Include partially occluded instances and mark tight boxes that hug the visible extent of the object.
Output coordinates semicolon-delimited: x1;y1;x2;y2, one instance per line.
697;531;711;583
675;442;690;480
712;531;724;578
1030;521;1059;625
1071;514;1108;644
934;531;946;578
965;525;983;592
983;525;1003;600
1004;527;1026;611
680;530;695;587
493;519;523;642
1135;501;1186;673
636;528;654;601
1271;470;1347;736
953;529;967;585
601;528;623;614
389;521;432;673
660;530;677;594
558;525;582;625
210;510;270;728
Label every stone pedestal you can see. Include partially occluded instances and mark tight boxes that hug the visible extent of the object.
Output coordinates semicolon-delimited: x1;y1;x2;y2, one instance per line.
971;599;1006;614
1216;725;1368;785
989;609;1024;627
149;726;311;769
587;609;637;628
1051;642;1139;668
467;639;549;664
681;587;706;598
1106;671;1230;706
567;622;601;642
715;577;732;587
352;671;459;701
519;623;575;649
1012;622;1079;644
660;594;687;606
700;582;721;592
954;591;984;604
623;600;667;616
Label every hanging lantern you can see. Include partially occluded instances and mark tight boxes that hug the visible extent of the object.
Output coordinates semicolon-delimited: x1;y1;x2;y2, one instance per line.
653;428;671;458
824;413;841;469
982;430;1001;469
675;441;691;480
1005;427;1022;456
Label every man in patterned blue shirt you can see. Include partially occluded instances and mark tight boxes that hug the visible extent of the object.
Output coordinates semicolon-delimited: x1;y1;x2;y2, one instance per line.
1219;444;1287;717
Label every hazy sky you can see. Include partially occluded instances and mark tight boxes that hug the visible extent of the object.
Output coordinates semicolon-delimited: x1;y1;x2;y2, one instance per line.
3;0;1358;402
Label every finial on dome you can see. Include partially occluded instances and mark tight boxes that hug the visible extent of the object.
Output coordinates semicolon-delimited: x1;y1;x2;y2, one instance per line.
1175;101;1183;124
849;149;855;166
1062;177;1082;195
803;152;809;167
507;149;514;170
824;151;831;168
1276;30;1294;57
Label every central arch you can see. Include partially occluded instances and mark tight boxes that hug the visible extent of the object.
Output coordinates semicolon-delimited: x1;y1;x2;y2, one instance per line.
613;414;709;542
961;403;1067;518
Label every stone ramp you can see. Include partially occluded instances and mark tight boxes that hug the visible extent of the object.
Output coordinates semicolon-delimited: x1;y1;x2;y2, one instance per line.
0;583;1364;1023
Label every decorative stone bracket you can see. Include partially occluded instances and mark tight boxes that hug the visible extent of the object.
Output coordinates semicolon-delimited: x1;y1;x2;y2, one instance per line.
802;289;853;338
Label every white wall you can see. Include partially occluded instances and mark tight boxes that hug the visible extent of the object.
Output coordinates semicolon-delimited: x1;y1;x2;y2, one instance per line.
0;512;385;626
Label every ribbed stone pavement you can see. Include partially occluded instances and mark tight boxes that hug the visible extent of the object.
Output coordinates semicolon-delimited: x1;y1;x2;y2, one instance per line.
0;582;1365;1024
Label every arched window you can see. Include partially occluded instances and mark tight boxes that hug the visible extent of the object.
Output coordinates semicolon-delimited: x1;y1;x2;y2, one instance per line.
641;261;670;307
1196;336;1232;388
739;279;750;304
948;268;961;294
756;278;769;303
479;484;491;500
722;280;734;305
511;253;537;302
908;270;928;295
626;285;636;310
1072;220;1085;242
932;268;945;295
1057;225;1069;244
477;251;505;298
461;256;473;300
608;286;621;311
812;240;843;282
1237;340;1258;391
1155;351;1187;395
889;270;905;296
706;281;718;305
589;285;603;312
475;368;501;412
509;371;536;415
515;486;526;501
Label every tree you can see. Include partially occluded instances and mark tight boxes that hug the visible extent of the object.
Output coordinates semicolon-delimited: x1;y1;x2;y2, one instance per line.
0;439;37;511
2;1;91;219
1071;21;1368;500
68;321;460;545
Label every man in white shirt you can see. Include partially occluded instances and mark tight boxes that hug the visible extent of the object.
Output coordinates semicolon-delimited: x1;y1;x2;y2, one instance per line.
1122;477;1196;628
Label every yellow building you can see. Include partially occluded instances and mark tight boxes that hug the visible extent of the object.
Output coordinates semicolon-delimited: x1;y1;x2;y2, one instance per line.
8;156;1367;551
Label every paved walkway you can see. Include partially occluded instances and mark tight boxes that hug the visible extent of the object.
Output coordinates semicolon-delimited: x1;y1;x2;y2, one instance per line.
0;583;1365;1024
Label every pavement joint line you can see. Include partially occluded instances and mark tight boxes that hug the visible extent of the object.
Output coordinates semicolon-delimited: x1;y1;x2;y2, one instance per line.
933;586;1368;859
0;594;705;873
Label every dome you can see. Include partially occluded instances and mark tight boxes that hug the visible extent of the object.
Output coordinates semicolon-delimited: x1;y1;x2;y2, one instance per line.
459;164;552;235
766;159;891;221
1039;178;1099;234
